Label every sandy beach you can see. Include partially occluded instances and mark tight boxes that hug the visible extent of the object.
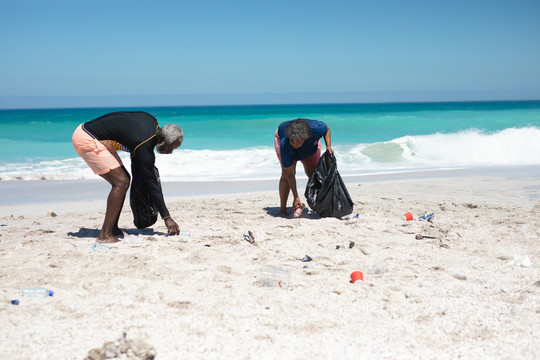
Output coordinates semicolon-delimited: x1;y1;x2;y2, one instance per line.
1;167;539;359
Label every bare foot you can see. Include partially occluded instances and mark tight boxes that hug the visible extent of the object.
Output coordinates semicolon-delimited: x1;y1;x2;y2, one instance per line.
96;235;121;244
279;208;289;217
112;228;127;238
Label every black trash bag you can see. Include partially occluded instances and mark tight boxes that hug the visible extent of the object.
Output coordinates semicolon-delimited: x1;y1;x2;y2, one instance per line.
305;151;354;218
130;162;159;229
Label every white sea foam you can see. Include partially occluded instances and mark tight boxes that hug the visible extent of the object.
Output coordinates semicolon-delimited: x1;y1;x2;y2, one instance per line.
154;147;281;181
1;127;539;181
390;126;540;166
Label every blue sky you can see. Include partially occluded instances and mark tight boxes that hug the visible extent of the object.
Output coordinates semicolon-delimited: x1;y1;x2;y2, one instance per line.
1;0;540;107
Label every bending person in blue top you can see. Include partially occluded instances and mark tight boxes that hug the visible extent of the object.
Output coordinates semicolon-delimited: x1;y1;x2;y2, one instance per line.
274;118;333;216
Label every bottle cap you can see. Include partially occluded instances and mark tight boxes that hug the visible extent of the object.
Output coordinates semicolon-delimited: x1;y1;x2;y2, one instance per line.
48;290;54;296
11;300;19;305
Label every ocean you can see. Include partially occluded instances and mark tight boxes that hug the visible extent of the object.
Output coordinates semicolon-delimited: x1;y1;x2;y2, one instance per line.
1;101;540;182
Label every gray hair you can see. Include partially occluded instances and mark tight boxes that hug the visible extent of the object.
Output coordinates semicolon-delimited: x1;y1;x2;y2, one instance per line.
285;118;312;141
159;124;184;145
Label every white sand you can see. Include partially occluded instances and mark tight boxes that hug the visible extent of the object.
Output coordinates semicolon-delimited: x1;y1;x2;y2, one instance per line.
1;173;539;359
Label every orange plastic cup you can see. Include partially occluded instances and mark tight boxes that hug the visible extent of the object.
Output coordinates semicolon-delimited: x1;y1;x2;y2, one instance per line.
350;271;364;283
403;212;413;221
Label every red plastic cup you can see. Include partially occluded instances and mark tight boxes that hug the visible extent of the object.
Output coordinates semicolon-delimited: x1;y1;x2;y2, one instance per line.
403;212;413;221
350;271;364;283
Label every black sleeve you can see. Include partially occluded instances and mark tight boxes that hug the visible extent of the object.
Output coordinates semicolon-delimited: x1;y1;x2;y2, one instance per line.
132;146;170;219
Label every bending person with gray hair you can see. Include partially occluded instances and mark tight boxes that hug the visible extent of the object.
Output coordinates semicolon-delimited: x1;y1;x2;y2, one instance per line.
72;111;183;243
274;118;333;216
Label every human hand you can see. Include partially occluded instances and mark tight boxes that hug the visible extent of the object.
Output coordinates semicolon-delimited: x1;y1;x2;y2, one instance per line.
293;201;305;218
164;217;180;235
293;197;303;211
326;146;334;154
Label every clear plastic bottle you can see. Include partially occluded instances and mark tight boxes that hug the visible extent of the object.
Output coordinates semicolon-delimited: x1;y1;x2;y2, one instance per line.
22;287;54;297
257;265;291;288
92;242;110;251
180;230;190;237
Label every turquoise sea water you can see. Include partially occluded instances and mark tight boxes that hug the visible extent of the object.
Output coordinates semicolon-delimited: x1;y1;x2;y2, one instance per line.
1;101;540;181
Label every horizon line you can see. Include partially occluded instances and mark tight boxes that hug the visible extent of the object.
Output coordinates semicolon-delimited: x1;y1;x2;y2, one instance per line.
1;90;539;110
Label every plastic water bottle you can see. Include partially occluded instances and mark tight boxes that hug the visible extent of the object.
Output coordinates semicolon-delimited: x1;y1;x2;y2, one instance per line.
93;242;110;251
22;287;54;297
257;265;291;288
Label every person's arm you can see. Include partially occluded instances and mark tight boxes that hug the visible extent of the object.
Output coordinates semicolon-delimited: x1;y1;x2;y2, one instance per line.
324;125;333;154
283;165;303;210
135;148;180;235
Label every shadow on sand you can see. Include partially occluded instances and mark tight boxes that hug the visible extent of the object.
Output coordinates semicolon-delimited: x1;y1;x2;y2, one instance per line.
68;227;167;238
263;206;320;219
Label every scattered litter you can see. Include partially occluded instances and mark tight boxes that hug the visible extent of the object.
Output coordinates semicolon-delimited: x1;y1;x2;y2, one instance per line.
508;254;533;267
92;242;110;252
11;300;19;305
403;212;413;221
333;290;341;295
350;271;364;283
47;210;57;217
257;265;291;288
166;230;190;237
123;234;143;244
301;255;313;262
415;234;437;240
419;212;435;222
22;287;53;297
343;213;361;221
336;242;355;250
243;231;255;244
